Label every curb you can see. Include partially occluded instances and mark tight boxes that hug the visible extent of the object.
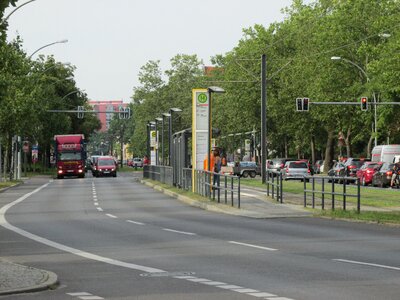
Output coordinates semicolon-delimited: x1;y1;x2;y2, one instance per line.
0;262;58;296
141;180;274;218
0;182;23;194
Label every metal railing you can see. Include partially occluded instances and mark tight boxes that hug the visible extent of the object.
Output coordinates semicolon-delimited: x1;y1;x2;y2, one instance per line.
303;176;361;212
143;165;173;186
265;170;283;203
182;168;192;190
193;169;241;208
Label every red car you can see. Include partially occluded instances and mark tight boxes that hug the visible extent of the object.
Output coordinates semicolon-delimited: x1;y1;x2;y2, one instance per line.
94;156;117;177
356;162;382;186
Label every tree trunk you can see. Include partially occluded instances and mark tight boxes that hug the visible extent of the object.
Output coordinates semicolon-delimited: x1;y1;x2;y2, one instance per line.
284;136;288;158
366;135;374;158
311;136;316;164
323;130;335;173
345;127;352;158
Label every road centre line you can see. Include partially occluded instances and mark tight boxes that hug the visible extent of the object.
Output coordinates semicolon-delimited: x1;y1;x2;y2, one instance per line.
333;259;400;271
229;241;278;251
162;228;197;236
126;220;145;225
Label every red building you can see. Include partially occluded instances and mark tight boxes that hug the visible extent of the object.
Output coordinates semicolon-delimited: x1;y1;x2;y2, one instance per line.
89;100;128;132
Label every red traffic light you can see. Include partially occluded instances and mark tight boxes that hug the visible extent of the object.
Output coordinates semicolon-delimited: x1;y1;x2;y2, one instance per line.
361;96;368;111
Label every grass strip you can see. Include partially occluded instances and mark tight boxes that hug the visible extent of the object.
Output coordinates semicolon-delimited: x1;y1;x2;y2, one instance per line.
317;209;400;225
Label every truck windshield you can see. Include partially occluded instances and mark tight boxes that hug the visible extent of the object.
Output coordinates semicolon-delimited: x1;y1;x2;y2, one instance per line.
58;152;82;161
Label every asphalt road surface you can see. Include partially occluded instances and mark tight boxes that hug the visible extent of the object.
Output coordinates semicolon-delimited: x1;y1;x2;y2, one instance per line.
1;173;399;300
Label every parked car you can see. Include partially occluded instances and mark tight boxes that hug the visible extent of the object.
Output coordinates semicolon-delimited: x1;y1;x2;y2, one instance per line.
132;157;143;168
356;162;382;186
94;156;117;177
327;161;345;181
281;161;310;181
267;158;296;175
338;158;371;180
313;160;324;174
371;163;395;188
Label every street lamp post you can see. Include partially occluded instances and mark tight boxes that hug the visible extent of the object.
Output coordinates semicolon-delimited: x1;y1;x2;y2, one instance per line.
168;108;182;167
207;86;225;174
155;118;163;165
331;56;377;147
28;39;68;59
162;113;171;166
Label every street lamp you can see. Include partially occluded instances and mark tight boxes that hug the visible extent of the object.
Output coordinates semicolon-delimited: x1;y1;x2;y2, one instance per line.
168;107;182;166
162;113;171;165
61;89;85;101
0;0;37;27
207;86;225;173
147;121;155;163
155;117;163;165
28;39;68;59
331;56;378;146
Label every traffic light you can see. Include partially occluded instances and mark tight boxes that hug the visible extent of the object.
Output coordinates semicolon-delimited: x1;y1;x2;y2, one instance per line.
361;97;368;111
77;106;84;119
296;98;310;111
296;98;302;111
303;98;309;111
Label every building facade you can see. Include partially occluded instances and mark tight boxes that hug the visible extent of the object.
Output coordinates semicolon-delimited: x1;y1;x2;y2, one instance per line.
88;100;128;132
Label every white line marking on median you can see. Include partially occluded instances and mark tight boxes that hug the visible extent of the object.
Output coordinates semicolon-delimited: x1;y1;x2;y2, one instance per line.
229;241;278;251
126;220;145;225
105;214;117;219
162;228;197;236
333;259;400;271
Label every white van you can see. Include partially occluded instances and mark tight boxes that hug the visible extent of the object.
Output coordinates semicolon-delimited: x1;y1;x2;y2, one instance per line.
371;145;400;163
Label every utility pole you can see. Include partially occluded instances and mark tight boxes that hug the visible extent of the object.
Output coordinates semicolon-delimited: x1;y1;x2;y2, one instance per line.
261;54;267;184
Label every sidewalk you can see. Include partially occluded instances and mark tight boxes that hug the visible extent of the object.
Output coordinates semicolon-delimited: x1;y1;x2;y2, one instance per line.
0;260;58;296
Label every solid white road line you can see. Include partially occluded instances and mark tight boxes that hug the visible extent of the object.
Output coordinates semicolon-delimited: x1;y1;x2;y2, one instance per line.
79;296;104;300
229;241;278;251
162;228;197;236
126;220;145;225
333;259;400;271
67;292;92;296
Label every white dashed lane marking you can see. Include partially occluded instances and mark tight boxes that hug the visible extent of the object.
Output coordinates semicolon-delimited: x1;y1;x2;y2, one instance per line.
229;241;278;251
333;259;400;271
66;292;104;299
162;228;197;236
127;220;145;225
106;213;117;219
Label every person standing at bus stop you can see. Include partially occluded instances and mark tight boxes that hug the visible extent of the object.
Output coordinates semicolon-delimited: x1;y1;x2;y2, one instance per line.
213;149;222;188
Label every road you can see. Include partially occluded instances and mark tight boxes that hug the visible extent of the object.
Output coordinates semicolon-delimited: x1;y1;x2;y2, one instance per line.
1;173;400;300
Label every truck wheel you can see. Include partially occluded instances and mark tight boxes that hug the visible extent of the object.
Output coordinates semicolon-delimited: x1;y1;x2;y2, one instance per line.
242;171;249;178
249;171;256;178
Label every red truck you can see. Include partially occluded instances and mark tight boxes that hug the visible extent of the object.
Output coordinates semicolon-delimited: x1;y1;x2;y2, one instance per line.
54;134;86;179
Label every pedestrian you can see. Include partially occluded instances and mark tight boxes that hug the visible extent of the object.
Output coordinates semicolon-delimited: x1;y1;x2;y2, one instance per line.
213;149;222;188
143;155;150;166
390;162;400;188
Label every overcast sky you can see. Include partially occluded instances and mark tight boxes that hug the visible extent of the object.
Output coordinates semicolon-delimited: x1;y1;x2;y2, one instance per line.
6;0;302;103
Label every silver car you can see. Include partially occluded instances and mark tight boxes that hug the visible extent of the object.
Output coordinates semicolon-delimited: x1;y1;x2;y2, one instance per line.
281;161;310;181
